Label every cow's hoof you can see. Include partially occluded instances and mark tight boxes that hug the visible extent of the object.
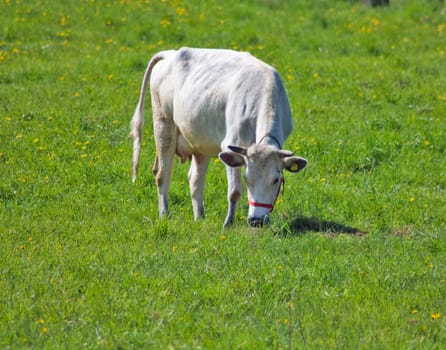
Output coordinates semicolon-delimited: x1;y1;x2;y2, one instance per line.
223;216;234;228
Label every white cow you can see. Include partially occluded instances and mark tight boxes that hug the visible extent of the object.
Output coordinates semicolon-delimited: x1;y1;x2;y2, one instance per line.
130;47;307;227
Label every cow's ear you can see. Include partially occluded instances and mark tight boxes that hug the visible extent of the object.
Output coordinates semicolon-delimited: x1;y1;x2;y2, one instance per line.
219;151;245;168
283;156;307;173
278;150;294;158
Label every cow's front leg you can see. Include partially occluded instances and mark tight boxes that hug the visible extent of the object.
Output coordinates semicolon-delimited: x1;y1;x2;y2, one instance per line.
188;154;210;220
224;166;242;227
153;118;176;218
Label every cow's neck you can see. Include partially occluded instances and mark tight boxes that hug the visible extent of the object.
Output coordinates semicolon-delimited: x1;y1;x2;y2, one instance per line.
258;134;282;149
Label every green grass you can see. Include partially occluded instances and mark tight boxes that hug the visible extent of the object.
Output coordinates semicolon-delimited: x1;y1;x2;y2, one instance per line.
1;0;445;348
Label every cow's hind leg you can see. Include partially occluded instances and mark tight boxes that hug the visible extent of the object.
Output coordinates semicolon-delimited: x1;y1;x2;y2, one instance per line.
188;154;210;220
152;153;159;176
224;166;242;227
153;118;176;218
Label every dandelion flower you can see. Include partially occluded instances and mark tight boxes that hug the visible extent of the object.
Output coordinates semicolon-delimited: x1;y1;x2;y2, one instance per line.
176;7;187;16
160;19;171;27
431;313;441;320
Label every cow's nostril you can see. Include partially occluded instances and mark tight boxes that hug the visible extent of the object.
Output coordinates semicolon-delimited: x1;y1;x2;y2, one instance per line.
248;215;270;228
248;218;263;228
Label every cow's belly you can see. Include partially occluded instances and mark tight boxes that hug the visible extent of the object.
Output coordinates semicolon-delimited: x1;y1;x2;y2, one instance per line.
174;105;226;158
176;121;224;157
176;131;221;159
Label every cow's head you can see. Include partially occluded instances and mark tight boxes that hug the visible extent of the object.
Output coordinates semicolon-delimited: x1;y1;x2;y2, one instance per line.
219;144;307;227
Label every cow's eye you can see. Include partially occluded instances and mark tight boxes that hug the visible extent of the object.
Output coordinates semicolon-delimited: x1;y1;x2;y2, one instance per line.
273;177;280;185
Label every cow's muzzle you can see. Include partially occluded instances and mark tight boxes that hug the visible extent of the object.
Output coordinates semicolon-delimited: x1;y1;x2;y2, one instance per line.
248;214;270;228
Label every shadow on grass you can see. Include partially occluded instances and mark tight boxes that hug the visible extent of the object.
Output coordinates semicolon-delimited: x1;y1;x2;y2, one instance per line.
276;215;366;237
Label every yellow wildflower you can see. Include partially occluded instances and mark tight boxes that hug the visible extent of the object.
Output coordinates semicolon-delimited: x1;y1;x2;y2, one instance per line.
160;19;171;27
176;7;187;16
431;313;441;320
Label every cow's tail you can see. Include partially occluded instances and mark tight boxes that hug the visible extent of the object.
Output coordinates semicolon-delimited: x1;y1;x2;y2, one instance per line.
130;52;166;183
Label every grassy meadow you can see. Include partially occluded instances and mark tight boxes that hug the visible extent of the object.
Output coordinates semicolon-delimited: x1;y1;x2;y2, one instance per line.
1;0;445;348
